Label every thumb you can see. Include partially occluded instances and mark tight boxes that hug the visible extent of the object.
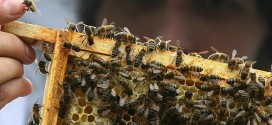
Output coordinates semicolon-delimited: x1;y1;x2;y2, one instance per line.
0;0;26;25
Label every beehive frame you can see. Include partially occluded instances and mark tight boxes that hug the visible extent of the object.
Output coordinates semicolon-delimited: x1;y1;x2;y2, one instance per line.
1;21;272;125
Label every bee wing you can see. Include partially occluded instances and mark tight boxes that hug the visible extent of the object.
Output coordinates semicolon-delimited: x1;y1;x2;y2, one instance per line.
252;118;258;125
235;110;245;119
210;46;219;52
207;90;214;97
94;88;98;99
25;112;34;125
219;121;227;125
97;80;110;89
254;112;261;123
232;50;237;59
143;36;152;41
101;18;108;26
247;120;250;125
119;96;127;106
153;83;159;90
110;21;115;25
81;78;86;86
251;61;257;65
102;109;111;116
123;27;131;34
149;84;154;90
267;118;272;125
144;108;149;118
198;50;209;55
238;63;245;68
176;40;181;48
111;88;116;97
84;87;91;96
189;71;200;77
241;56;248;60
194;104;207;109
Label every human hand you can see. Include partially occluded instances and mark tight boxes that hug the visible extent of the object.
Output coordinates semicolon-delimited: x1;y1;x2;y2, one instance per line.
0;0;36;109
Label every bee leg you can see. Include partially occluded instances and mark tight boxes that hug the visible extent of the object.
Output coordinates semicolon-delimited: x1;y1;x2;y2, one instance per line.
170;57;176;66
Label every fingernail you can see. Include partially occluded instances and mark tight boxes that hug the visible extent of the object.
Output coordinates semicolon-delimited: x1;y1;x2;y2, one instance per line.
25;45;36;63
4;0;25;15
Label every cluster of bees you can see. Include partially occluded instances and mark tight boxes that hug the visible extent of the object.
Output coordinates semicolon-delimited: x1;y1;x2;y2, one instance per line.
27;17;272;125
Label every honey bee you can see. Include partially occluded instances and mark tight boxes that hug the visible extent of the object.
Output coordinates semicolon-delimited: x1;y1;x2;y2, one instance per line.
88;53;108;68
89;62;108;74
146;103;160;125
85;87;96;102
191;110;202;123
133;48;146;67
79;23;96;47
62;82;74;104
125;45;133;65
167;40;182;52
143;36;156;53
234;90;246;100
58;100;68;119
30;102;42;124
63;42;81;52
95;18;115;37
115;27;138;45
240;61;256;80
180;63;203;76
149;60;167;73
254;107;272;124
40;43;54;61
198;84;214;92
156;37;171;51
97;105;111;116
263;96;272;106
135;104;148;118
258;75;266;86
161;82;179;103
188;51;209;58
200;68;222;85
160;104;183;124
111;96;127;125
149;83;163;103
119;78;133;96
22;0;40;14
64;17;82;32
177;114;191;124
228;50;248;71
240;91;249;103
111;46;121;58
220;86;236;95
207;46;229;63
124;94;146;110
38;60;48;74
226;78;243;87
171;47;184;67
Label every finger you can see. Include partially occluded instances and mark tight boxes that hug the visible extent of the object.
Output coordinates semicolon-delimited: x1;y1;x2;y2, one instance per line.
0;31;36;64
0;0;26;24
0;57;23;84
0;76;32;109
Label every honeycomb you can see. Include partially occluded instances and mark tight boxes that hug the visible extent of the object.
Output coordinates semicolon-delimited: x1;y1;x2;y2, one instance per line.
2;21;272;125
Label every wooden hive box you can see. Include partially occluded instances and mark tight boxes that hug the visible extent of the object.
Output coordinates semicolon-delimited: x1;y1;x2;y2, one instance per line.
1;21;272;125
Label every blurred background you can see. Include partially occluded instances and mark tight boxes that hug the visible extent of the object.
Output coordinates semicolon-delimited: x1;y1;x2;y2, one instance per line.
0;0;271;124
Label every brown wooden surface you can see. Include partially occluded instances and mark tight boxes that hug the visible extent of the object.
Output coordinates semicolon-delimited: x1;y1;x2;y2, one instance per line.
41;31;70;125
1;21;57;44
